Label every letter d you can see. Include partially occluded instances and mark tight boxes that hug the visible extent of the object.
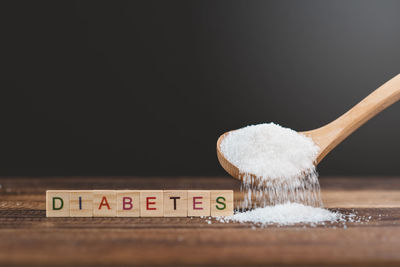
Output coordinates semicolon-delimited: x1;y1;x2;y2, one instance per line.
52;197;64;210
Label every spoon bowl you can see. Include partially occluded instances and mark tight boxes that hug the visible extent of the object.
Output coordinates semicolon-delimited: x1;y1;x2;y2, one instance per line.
217;74;400;181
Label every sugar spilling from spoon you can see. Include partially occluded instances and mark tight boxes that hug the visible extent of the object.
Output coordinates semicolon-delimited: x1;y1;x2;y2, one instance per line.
219;123;350;225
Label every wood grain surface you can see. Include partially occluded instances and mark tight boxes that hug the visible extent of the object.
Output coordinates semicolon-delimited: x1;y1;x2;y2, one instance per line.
1;176;400;266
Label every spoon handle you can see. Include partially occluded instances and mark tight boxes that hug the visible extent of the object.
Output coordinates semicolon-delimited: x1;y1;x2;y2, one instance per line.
308;74;400;163
332;73;400;130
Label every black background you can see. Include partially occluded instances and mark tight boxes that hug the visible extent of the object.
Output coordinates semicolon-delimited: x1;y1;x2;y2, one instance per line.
1;0;400;177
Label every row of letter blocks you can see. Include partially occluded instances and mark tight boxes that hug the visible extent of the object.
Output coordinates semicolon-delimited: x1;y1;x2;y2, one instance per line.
46;190;233;217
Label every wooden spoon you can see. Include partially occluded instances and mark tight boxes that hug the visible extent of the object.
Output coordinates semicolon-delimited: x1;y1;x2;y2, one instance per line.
217;74;400;180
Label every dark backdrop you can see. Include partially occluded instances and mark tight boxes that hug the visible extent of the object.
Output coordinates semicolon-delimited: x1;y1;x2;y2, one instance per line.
1;0;400;176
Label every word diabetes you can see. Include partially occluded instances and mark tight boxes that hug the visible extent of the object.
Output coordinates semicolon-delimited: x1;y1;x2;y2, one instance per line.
46;190;233;217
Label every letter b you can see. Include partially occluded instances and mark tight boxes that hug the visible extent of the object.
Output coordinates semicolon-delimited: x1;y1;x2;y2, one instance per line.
123;197;133;210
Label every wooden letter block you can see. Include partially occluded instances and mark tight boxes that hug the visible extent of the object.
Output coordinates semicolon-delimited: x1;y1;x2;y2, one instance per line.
93;190;117;217
140;190;163;217
70;190;93;217
210;190;234;217
117;190;140;217
187;190;210;217
163;190;187;217
46;190;70;217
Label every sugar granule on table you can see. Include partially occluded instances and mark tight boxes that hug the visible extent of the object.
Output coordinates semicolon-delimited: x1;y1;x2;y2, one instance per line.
219;203;339;225
215;203;371;227
212;203;369;227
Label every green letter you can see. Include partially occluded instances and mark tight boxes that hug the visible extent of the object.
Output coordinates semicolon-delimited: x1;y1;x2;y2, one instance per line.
52;197;64;210
216;196;226;210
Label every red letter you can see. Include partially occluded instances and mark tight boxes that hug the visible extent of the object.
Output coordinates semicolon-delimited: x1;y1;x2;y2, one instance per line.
146;197;156;210
193;196;203;210
98;196;111;210
123;197;133;210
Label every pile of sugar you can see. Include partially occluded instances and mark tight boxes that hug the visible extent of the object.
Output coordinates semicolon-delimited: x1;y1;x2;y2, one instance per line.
211;203;369;227
220;203;340;226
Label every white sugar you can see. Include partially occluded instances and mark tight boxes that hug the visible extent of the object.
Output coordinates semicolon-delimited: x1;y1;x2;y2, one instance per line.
221;203;340;225
218;122;335;225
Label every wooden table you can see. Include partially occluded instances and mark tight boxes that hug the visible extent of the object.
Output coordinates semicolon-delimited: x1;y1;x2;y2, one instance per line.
1;176;400;266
